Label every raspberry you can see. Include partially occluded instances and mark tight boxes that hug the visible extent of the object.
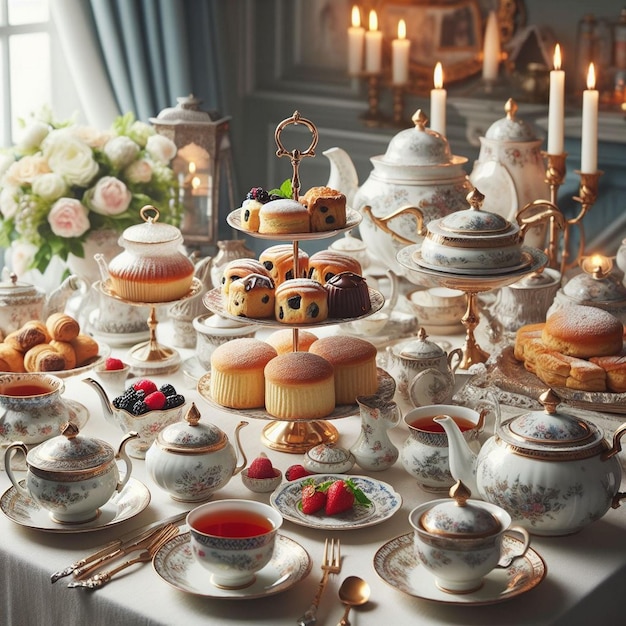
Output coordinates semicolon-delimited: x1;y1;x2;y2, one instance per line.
144;391;167;411
105;357;125;371
247;455;276;479
285;464;312;481
159;383;177;397
133;379;157;395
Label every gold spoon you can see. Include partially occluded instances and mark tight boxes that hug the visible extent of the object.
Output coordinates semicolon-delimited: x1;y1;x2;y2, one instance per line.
336;576;370;626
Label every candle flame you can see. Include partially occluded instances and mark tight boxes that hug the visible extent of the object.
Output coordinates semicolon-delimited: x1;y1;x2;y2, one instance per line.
553;44;561;71
189;161;197;174
351;5;361;29
434;62;443;89
192;176;200;190
397;18;406;40
586;63;596;90
368;9;378;31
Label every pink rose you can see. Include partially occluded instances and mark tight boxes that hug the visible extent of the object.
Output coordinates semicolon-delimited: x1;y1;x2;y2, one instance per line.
48;198;90;238
89;176;132;215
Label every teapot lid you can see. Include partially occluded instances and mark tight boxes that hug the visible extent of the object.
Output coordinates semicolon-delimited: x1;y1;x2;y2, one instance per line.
381;110;454;167
510;267;560;289
498;389;605;458
303;443;355;473
121;205;183;246
398;328;445;360
434;188;513;236
562;271;626;303
26;422;114;473
484;99;538;142
419;481;502;538
0;272;42;298
155;403;228;453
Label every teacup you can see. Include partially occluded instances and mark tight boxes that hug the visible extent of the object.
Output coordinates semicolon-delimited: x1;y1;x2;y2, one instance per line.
409;481;531;593
187;499;283;589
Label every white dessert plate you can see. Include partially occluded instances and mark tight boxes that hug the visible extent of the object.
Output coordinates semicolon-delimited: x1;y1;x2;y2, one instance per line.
270;474;402;530
0;477;151;533
153;532;311;599
196;367;396;422
411;249;534;276
373;532;546;606
202;287;384;329
227;207;362;241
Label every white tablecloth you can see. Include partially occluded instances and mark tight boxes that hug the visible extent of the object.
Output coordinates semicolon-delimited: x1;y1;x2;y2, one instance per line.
1;322;625;626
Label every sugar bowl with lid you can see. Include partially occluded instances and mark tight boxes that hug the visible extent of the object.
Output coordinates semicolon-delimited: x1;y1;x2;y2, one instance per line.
409;481;531;593
145;403;248;502
4;422;137;523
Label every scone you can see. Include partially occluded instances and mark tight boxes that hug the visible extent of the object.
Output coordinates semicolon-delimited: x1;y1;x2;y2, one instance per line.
259;244;309;286
221;259;271;296
275;279;328;325
309;335;378;404
300;186;347;232
264;352;335;419
210;338;277;409
258;198;310;234
307;250;362;284
227;274;275;319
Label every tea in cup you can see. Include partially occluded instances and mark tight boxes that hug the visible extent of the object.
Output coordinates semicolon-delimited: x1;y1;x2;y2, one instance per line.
187;499;283;589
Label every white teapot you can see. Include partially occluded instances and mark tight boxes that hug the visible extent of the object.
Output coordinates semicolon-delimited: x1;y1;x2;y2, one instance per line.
145;403;248;502
324;109;471;277
437;389;626;536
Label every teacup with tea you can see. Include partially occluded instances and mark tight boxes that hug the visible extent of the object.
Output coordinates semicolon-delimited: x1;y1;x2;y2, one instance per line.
187;499;283;589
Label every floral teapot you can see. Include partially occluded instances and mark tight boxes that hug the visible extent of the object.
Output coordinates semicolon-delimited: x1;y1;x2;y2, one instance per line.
386;328;462;407
323;109;471;277
436;389;626;536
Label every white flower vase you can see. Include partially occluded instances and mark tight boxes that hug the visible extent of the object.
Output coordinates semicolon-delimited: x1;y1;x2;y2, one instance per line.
67;229;123;285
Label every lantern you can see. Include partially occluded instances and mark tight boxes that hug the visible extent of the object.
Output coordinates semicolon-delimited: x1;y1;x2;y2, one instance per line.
150;95;235;253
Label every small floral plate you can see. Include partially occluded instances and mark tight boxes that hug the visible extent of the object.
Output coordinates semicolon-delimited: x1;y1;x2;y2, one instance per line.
153;532;311;599
373;532;546;605
270;474;402;530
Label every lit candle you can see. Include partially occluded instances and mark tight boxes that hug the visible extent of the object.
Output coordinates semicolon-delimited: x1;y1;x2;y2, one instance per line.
347;5;364;75
548;44;565;155
581;63;599;173
430;62;447;136
482;10;501;81
365;9;382;74
391;19;410;84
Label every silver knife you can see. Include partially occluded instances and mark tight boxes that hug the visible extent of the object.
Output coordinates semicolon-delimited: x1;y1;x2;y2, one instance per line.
50;510;188;583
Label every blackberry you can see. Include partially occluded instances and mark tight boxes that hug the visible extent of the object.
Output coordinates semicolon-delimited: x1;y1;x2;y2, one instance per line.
268;193;282;201
132;400;149;415
113;395;134;412
160;383;177;397
246;187;270;203
165;394;185;409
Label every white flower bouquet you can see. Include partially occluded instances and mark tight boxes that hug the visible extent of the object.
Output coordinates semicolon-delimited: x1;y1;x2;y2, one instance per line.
0;108;183;275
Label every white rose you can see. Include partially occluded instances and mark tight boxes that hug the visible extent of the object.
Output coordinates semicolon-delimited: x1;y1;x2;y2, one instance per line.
48;198;91;238
4;155;51;186
0;153;15;178
0;187;19;219
124;158;153;184
128;121;153;148
31;172;67;201
16;122;49;153
89;176;132;215
7;241;38;276
104;136;140;169
146;134;177;164
71;125;112;149
42;129;99;187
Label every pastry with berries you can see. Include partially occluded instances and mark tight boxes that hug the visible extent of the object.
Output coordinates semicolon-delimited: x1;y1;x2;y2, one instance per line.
240;187;270;232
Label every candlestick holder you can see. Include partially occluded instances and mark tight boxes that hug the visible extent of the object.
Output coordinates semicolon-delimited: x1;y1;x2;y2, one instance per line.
542;151;568;268
350;71;410;128
360;73;385;127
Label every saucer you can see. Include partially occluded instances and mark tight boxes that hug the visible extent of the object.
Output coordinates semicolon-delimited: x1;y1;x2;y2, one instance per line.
153;532;312;598
270;474;402;530
412;249;533;276
373;532;546;605
0;477;151;533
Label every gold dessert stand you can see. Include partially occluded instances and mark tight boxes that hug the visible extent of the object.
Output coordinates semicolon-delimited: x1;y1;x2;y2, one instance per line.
99;278;202;376
397;245;548;369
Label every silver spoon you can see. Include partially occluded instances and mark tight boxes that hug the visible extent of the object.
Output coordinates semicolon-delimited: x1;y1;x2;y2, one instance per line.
336;576;370;626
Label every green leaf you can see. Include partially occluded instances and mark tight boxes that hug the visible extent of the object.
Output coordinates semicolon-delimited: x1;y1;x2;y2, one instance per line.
268;178;293;199
345;479;372;506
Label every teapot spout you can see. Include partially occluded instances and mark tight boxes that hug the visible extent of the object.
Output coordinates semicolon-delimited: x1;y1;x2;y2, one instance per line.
434;414;480;496
43;274;88;318
323;147;359;206
83;377;116;424
232;420;249;476
94;253;110;282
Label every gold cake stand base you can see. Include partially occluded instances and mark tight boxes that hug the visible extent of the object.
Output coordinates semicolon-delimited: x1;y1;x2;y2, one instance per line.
261;420;339;454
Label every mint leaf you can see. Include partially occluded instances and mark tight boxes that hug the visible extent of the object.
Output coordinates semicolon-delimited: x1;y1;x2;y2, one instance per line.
345;479;372;506
268;178;293;199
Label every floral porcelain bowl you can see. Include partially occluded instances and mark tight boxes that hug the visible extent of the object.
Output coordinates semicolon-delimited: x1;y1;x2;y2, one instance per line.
303;443;355;474
4;421;137;523
409;481;530;594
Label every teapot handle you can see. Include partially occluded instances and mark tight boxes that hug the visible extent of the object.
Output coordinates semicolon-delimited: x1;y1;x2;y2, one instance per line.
4;443;30;499
232;420;249;476
362;204;426;246
447;348;464;373
115;431;139;493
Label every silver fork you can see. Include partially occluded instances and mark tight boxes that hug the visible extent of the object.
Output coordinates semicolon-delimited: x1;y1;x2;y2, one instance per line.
297;538;342;626
67;524;179;589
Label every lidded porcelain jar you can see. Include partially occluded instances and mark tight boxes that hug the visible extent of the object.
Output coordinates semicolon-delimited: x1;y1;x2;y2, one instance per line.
107;205;194;303
303;443;355;474
145;403;248;502
4;422;137;523
469;99;549;249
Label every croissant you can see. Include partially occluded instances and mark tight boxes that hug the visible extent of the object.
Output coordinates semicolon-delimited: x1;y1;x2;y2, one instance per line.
4;325;48;353
50;340;77;370
0;344;26;372
70;334;99;366
24;344;66;372
46;313;80;342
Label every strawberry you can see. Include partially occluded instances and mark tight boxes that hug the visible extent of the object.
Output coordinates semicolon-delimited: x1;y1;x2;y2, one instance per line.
301;480;327;515
133;379;158;395
144;390;166;411
324;480;355;516
285;464;312;481
247;455;277;479
104;357;125;371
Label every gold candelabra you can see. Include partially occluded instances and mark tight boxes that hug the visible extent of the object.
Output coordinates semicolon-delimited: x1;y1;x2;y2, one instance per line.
351;71;410;127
